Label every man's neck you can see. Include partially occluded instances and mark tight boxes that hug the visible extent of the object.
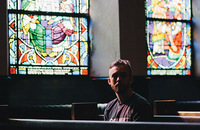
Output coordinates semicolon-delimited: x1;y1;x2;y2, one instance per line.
116;89;134;104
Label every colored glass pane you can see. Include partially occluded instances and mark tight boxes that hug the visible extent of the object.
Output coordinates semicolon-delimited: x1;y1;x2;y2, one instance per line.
146;0;191;20
8;0;89;14
8;0;89;75
7;0;17;10
9;13;17;66
147;21;191;75
80;0;89;14
146;0;192;76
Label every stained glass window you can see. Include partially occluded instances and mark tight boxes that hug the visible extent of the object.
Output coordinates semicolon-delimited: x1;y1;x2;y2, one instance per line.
8;0;89;75
146;0;192;76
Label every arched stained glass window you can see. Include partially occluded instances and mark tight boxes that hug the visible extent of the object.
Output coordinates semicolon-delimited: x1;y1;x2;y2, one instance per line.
146;0;192;76
8;0;89;75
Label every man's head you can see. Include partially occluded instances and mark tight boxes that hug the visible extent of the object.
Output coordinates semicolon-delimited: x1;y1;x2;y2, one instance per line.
108;59;133;94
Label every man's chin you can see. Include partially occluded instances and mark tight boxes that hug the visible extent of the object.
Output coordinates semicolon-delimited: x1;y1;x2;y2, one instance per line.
115;84;123;88
115;87;124;94
116;90;126;95
115;85;129;94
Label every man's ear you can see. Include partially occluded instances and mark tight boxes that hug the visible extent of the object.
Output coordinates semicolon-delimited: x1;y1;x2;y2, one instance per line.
108;78;111;85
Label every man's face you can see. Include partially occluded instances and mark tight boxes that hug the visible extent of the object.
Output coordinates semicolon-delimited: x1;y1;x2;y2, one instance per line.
108;65;133;94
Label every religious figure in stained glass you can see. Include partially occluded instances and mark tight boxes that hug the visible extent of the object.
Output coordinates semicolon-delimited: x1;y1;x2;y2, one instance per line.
146;0;192;75
152;0;168;55
147;0;191;20
8;0;89;75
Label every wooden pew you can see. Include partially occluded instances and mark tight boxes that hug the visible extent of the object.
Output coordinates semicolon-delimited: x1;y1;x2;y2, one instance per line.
6;119;200;130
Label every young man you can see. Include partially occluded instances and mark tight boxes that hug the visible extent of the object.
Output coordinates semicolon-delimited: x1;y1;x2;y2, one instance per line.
104;59;153;121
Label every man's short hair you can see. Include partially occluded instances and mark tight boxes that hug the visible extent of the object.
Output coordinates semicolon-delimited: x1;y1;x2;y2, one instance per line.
109;59;132;76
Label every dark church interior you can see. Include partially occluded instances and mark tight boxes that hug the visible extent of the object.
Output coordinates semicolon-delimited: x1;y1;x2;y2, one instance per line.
1;0;200;129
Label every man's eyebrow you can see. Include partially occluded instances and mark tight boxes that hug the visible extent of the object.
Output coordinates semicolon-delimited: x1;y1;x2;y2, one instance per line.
112;72;126;76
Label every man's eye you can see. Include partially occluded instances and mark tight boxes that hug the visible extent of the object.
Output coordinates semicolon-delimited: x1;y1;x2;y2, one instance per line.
112;74;118;79
112;74;117;78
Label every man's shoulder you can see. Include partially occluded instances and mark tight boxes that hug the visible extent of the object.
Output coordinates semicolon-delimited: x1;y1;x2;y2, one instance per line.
132;93;151;106
105;98;118;110
107;98;118;106
132;93;153;121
